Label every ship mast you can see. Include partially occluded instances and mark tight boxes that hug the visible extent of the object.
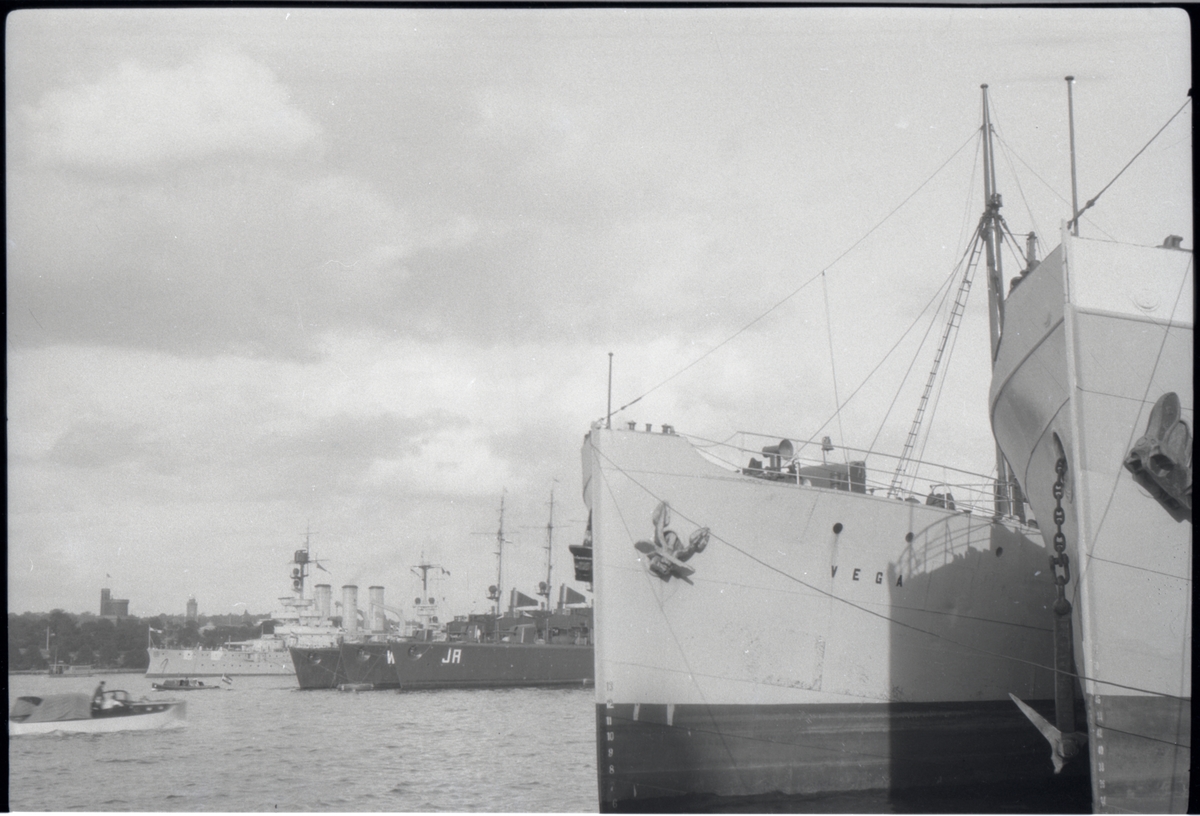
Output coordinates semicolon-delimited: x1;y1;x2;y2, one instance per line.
542;490;555;612
411;553;444;599
1066;76;1080;237
291;528;312;601
980;83;1013;518
885;85;1014;515
494;495;506;619
411;553;443;632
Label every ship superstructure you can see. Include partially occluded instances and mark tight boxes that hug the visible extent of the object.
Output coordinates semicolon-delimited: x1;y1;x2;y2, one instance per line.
146;538;343;678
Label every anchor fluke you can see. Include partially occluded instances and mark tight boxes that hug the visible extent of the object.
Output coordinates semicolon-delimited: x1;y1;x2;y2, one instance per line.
1008;693;1086;774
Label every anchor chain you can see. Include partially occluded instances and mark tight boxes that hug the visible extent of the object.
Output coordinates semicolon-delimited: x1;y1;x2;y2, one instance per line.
1048;455;1079;759
1049;457;1071;593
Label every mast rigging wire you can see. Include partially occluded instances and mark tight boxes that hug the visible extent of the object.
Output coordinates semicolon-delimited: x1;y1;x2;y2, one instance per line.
864;214;982;466
591;441;1188;702
887;222;985;497
991;133;1116;242
1069;96;1191;232
796;252;960;463
596;129;980;424
991;126;1044;248
867;254;960;466
911;260;969;483
821;272;846;461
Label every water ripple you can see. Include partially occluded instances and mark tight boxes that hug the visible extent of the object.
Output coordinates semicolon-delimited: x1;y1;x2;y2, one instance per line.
9;674;597;811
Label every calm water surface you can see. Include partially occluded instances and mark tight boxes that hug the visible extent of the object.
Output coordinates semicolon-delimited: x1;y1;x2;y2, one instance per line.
8;672;597;812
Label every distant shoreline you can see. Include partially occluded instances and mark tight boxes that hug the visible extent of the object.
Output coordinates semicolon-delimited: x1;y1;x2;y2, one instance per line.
9;668;144;676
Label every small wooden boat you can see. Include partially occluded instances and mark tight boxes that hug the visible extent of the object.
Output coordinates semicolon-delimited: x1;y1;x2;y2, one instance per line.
47;662;94;677
9;690;186;735
151;678;223;691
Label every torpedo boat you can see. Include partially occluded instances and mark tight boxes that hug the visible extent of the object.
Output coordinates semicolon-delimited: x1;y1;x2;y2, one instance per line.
297;606;593;693
291;495;594;691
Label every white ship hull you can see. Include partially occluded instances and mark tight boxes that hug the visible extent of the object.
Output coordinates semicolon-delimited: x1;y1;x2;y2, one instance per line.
585;427;1066;808
146;544;344;680
991;232;1193;812
146;645;294;677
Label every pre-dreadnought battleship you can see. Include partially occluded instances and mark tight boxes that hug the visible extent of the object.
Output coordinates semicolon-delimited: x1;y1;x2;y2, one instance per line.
146;542;342;678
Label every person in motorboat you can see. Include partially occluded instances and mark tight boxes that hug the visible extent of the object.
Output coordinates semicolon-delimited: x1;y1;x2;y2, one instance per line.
87;683;132;715
94;689;133;715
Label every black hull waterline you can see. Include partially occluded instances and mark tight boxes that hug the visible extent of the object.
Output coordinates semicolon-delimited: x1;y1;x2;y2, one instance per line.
596;699;1086;811
582;424;1082;810
290;641;594;691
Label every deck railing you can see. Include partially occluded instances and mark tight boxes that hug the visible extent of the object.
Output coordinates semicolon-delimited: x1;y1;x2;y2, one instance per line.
679;428;1035;527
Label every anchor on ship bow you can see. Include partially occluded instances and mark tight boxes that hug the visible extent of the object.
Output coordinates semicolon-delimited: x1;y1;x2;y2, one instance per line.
633;501;709;584
1124;391;1192;522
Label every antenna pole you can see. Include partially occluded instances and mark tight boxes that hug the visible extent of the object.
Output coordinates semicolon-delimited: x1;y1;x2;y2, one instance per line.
1066;76;1080;236
606;353;613;429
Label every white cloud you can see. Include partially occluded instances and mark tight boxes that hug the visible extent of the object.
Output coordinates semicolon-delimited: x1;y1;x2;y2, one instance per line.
24;49;321;171
4;7;1190;619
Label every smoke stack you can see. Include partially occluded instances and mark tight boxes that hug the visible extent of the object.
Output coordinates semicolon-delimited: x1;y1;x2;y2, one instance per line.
315;584;332;620
368;586;385;633
342;585;359;639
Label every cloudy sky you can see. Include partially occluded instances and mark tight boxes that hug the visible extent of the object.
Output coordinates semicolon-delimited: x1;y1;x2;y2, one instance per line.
7;8;1191;618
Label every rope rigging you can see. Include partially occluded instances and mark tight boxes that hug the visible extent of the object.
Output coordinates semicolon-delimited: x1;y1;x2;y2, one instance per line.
596;129;980;425
820;272;846;464
590;440;1188;703
1069;96;1192;232
887;219;985;498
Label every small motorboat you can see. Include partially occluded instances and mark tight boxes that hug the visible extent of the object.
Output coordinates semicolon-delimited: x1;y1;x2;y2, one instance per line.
151;678;222;691
9;690;186;735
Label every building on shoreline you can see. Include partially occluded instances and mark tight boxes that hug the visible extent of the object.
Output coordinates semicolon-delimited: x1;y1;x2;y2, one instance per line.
100;588;129;618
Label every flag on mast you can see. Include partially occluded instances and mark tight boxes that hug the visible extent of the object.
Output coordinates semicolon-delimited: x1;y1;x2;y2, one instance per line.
512;590;540;610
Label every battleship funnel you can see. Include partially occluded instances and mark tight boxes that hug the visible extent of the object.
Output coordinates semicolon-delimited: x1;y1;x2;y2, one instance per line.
368;586;385;633
315;584;332;620
342;585;358;639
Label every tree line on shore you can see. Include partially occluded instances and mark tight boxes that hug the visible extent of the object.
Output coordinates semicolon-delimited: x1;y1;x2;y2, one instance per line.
7;610;264;672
